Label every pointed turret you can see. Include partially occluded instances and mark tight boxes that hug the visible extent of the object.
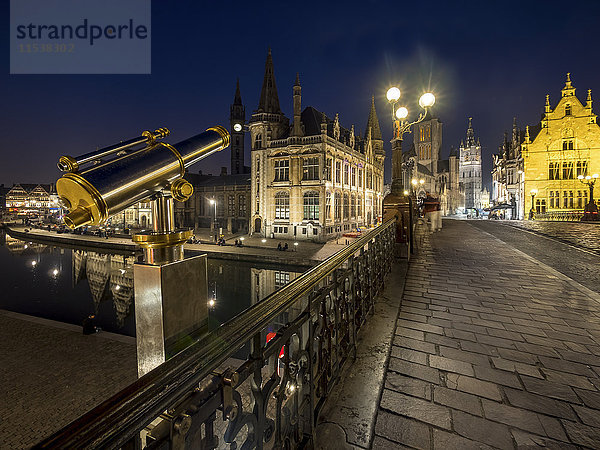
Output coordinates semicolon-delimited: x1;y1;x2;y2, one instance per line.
233;78;242;105
561;72;576;97
292;72;303;137
257;48;281;113
545;94;551;113
466;117;475;146
365;95;383;141
587;89;593;109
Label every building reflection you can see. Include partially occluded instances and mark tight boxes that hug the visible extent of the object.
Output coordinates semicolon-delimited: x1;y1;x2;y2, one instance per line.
72;250;135;327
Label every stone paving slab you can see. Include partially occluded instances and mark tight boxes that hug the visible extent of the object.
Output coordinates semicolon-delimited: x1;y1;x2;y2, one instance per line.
0;310;137;449
374;220;600;449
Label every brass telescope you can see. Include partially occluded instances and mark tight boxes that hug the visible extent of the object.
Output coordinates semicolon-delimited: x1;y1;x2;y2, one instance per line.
56;125;230;264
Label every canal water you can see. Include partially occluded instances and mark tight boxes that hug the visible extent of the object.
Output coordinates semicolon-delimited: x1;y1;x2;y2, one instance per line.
0;230;307;337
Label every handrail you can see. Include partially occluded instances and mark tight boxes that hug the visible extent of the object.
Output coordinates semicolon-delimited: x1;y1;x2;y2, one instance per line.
35;218;396;449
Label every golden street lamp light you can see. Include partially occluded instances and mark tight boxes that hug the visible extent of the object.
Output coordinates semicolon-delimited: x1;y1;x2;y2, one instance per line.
529;189;538;220
386;87;435;194
578;173;599;220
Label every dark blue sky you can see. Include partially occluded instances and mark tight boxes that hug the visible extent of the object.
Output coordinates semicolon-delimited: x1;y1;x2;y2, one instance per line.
2;0;599;189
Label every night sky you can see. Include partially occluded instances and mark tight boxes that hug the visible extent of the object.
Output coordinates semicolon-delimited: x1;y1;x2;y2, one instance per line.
2;0;599;190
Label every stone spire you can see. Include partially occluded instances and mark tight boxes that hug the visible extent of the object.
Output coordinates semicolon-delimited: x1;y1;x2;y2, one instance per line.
257;48;281;113
233;78;242;105
545;94;551;113
365;95;383;141
561;72;576;97
291;72;303;137
587;89;593;109
466;117;475;147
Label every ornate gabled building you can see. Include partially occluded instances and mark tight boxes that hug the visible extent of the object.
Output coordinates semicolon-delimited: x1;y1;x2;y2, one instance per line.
522;73;600;218
248;50;385;242
459;118;484;210
401;113;462;215
491;118;525;219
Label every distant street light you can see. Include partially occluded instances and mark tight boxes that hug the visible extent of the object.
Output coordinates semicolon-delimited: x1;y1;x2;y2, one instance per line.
209;198;217;241
578;173;599;220
293;242;298;252
529;189;538;220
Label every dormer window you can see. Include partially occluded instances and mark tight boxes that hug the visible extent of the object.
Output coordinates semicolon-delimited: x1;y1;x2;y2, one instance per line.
565;104;572;116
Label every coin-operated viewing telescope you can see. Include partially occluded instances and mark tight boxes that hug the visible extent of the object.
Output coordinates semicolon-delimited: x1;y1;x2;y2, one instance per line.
55;125;230;376
56;126;229;264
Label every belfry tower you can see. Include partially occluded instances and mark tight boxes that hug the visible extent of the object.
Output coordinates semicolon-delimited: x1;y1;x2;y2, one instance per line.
230;79;245;175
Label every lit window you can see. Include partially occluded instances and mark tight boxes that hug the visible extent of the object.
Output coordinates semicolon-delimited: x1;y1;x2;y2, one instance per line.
303;191;320;220
275;192;289;219
302;157;319;181
274;159;289;181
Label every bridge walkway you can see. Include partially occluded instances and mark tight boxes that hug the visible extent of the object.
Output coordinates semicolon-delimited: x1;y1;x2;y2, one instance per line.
373;219;600;448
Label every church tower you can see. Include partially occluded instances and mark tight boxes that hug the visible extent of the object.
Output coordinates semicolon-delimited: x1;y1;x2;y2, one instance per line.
459;118;483;209
230;78;245;175
249;49;289;234
412;110;442;174
365;95;384;157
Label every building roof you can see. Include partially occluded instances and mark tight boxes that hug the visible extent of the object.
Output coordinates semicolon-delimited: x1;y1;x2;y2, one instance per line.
437;160;449;173
8;183;53;194
300;106;366;153
417;163;433;177
187;172;250;188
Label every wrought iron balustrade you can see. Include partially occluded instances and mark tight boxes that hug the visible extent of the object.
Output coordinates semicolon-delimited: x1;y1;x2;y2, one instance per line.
35;218;396;450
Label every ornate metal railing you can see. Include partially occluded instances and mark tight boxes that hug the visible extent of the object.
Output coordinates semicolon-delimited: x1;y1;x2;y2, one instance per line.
534;210;584;221
35;219;396;449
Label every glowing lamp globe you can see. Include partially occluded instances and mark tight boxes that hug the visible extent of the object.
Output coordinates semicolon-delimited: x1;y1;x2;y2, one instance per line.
578;175;585;180
585;175;591;180
233;123;242;132
386;87;401;102
594;174;599;178
396;107;409;120
419;92;435;108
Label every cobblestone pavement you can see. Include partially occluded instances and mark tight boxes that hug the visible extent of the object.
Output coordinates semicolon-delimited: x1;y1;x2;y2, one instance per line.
374;220;600;449
495;220;600;253
0;311;137;449
469;220;600;295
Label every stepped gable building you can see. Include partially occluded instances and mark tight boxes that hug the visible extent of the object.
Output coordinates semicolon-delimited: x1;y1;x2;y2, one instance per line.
459;118;484;210
401;111;462;215
249;50;385;242
522;73;600;217
491;118;525;219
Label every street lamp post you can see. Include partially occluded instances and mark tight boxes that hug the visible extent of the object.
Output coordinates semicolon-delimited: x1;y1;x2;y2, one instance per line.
578;173;599;220
517;169;523;220
529;189;538;220
382;87;435;258
209;198;217;241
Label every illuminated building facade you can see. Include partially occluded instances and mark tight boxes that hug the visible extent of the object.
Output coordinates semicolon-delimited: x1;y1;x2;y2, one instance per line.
522;74;600;217
108;202;153;230
491;119;525;219
5;183;60;216
459;118;484;210
402;113;462;215
249;50;385;242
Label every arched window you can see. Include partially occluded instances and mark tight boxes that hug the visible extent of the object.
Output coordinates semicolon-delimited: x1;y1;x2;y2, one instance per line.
343;193;349;219
357;195;362;217
275;191;289;220
565;104;572;116
334;192;342;221
303;191;319;220
255;133;263;149
351;194;356;218
325;191;332;220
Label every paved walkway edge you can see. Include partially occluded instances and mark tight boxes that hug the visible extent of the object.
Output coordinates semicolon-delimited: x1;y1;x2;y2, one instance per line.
316;260;409;449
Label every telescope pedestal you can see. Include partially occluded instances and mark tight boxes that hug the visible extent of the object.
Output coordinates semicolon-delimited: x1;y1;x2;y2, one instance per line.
134;254;208;377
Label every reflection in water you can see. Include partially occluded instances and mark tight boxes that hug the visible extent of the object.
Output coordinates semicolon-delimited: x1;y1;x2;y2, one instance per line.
72;250;135;327
0;230;306;337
